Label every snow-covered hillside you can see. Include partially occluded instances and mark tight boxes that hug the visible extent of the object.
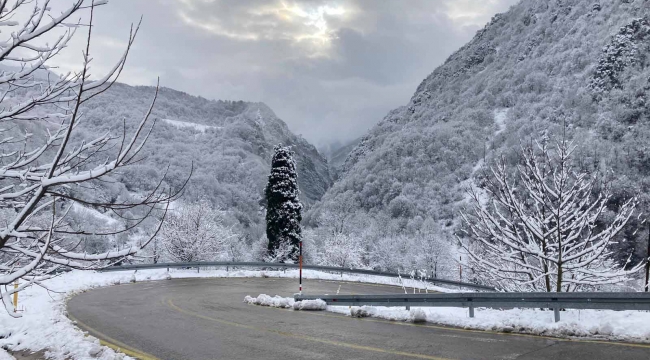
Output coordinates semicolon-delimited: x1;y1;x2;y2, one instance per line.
162;118;220;132
323;138;362;180
75;84;332;240
0;81;332;252
309;0;650;270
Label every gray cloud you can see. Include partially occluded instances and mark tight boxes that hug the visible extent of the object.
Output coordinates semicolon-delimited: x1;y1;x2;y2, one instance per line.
50;0;519;148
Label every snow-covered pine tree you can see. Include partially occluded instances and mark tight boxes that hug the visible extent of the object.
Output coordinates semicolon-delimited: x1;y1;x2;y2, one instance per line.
459;134;644;292
265;145;303;262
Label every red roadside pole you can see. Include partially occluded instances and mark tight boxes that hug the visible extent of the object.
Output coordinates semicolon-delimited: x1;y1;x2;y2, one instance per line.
645;223;650;292
299;241;303;295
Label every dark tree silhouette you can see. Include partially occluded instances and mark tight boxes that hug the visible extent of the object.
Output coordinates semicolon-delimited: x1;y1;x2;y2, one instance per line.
265;145;302;262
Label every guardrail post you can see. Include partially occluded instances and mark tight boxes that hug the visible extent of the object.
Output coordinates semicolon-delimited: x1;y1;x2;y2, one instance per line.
469;305;475;318
13;280;18;313
554;307;560;322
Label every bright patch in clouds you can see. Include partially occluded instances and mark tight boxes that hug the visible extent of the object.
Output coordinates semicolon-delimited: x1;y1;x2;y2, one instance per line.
176;0;348;54
445;0;519;27
62;0;520;145
280;2;346;43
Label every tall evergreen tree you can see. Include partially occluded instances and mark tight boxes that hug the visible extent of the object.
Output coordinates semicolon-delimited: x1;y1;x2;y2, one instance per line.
265;145;303;262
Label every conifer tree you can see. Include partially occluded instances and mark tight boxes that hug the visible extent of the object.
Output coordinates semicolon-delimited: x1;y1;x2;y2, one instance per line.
265;145;303;262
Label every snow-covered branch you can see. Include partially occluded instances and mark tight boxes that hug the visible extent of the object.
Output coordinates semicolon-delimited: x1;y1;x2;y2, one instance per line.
0;0;184;315
458;134;643;292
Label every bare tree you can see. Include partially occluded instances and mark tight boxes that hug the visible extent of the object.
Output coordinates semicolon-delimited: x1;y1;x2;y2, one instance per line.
0;0;185;315
318;232;365;269
458;134;643;292
159;201;236;263
413;218;453;279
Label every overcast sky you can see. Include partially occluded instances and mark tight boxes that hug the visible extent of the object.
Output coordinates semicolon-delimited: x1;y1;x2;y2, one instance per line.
51;0;519;149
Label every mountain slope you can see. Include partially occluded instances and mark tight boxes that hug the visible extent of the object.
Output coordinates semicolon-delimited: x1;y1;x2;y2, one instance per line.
321;137;362;180
310;0;650;262
75;83;332;234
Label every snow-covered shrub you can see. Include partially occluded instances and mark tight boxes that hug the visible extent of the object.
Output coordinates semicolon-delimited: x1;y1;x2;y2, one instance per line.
159;200;238;262
318;233;365;269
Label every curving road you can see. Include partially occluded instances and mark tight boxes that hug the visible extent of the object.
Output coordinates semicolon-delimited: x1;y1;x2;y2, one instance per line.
67;277;650;360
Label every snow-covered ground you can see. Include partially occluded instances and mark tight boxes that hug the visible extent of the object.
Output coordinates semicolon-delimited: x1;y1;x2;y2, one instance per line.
493;108;508;136
0;349;14;360
244;294;650;343
0;268;444;360
7;267;649;360
71;203;119;226
329;305;650;343
162;119;220;133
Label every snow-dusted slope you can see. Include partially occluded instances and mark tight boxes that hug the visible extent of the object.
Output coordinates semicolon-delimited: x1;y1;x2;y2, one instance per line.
311;0;650;264
322;138;362;180
69;84;333;238
162;118;220;132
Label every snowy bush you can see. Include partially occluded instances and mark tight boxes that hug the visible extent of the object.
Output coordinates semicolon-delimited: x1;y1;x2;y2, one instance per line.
318;233;365;269
159;201;239;262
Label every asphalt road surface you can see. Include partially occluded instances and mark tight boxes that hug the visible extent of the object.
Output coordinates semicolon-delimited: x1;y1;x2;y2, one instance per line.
67;277;650;360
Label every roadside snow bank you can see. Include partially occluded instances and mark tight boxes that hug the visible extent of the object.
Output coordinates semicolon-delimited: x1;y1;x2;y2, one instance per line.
244;294;294;308
0;267;430;359
0;349;15;360
243;294;326;311
329;305;650;343
294;299;327;311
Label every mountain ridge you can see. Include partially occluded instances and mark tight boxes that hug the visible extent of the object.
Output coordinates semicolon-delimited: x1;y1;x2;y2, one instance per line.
310;0;650;264
2;81;333;241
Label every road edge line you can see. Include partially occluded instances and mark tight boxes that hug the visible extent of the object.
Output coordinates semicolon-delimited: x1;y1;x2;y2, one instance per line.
66;311;160;360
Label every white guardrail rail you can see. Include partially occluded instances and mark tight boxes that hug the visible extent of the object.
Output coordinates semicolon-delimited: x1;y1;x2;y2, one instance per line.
293;292;650;322
99;261;495;291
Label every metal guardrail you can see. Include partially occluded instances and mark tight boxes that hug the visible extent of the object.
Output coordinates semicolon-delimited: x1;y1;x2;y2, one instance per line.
99;261;495;291
294;292;650;322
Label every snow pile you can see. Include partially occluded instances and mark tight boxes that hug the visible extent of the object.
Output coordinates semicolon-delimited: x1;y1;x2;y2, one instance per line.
293;299;326;311
328;306;650;342
409;308;427;323
244;294;294;308
243;295;326;311
350;306;371;318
